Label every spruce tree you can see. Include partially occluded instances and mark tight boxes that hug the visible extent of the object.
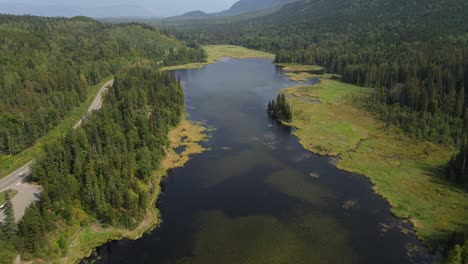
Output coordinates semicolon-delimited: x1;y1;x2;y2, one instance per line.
267;94;293;122
2;191;17;239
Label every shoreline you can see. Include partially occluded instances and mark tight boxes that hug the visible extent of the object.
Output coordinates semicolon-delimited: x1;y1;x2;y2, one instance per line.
15;46;460;262
164;49;455;248
279;72;467;250
59;119;208;264
161;45;275;71
15;45;273;264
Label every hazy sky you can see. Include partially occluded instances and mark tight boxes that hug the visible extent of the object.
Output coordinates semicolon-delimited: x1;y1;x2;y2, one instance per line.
0;0;239;16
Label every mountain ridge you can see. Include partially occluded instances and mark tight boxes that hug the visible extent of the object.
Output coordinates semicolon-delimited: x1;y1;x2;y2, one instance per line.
165;0;301;21
166;10;212;21
219;0;299;16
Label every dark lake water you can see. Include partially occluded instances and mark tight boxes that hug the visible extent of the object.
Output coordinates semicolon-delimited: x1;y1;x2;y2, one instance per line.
90;58;431;264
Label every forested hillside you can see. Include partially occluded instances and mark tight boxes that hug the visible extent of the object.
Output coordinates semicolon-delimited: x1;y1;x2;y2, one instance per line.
0;66;184;261
0;15;206;156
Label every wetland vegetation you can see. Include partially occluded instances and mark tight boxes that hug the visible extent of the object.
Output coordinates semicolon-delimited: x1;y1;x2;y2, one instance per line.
282;72;467;249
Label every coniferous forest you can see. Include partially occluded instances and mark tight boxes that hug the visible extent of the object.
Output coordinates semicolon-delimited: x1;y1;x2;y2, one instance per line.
0;15;206;155
7;66;183;259
0;15;208;262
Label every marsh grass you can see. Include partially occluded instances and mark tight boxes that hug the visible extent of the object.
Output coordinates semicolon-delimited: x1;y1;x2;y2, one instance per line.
283;73;468;249
285;72;316;82
277;63;325;72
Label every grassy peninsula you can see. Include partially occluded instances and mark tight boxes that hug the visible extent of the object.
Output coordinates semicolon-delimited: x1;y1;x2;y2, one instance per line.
161;45;274;71
282;71;468;249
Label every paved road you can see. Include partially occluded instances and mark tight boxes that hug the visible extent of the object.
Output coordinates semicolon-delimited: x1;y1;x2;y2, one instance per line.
0;79;114;222
74;79;114;129
0;162;32;193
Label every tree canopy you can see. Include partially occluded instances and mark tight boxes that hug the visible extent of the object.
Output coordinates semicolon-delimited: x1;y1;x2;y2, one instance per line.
13;66;184;259
0;15;205;156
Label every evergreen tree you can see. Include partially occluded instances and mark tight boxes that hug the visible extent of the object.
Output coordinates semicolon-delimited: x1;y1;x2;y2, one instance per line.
2;191;17;239
447;142;468;186
268;94;293;122
11;66;185;259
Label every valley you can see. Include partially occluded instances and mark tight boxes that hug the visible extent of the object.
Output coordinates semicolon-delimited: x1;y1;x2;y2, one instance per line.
89;55;431;264
0;0;467;263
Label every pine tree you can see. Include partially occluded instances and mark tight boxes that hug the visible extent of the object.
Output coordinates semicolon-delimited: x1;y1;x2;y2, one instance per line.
267;94;293;122
2;191;17;239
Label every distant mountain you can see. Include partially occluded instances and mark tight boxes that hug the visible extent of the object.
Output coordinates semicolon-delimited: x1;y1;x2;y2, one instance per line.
0;3;155;18
165;0;300;21
167;11;212;21
219;0;299;16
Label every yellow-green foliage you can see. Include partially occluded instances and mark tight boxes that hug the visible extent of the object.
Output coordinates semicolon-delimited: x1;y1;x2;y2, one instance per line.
285;72;315;82
204;45;274;61
283;71;341;82
155;118;208;177
284;76;468;248
161;45;275;71
0;77;113;179
277;63;324;72
276;63;338;82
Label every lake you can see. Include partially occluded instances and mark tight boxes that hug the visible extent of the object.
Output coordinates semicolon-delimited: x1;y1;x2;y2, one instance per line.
89;58;431;264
